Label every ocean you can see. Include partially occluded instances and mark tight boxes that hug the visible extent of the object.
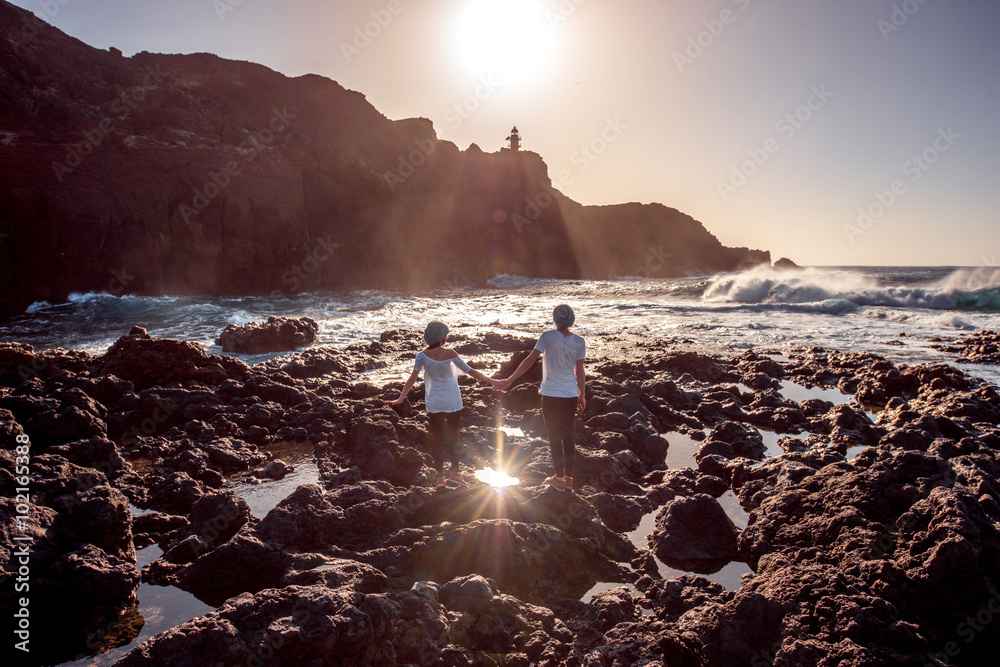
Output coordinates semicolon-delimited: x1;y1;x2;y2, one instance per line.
10;264;1000;665
4;265;1000;386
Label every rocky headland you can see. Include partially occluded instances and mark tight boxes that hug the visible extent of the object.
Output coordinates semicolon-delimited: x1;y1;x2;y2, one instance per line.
0;0;770;318
2;327;1000;666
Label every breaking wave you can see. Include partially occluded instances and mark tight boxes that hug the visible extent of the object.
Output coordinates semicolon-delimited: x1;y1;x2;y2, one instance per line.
703;267;1000;312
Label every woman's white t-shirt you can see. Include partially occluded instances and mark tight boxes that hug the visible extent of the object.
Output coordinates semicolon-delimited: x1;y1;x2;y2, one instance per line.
536;330;586;398
414;351;472;413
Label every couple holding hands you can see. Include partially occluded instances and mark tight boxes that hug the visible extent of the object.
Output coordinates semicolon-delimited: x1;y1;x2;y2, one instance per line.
387;305;585;490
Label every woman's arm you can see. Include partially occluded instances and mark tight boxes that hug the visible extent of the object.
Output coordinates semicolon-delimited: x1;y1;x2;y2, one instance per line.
501;349;541;389
468;369;501;389
385;368;421;405
575;358;587;411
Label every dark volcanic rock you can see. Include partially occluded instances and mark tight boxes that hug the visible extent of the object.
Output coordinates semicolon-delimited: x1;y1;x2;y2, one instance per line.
649;493;741;571
0;452;139;665
696;420;766;463
259;346;355;379
118;578;558;666
215;316;319;354
374;518;628;604
929;329;1000;365
95;327;250;391
654;351;733;384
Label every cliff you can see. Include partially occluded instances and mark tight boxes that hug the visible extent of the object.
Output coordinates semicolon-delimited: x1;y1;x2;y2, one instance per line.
0;1;769;317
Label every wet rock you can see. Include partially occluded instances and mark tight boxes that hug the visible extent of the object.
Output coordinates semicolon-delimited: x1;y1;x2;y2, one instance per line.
637;574;729;623
0;452;138;665
261;459;293;479
47;435;126;478
521;486;637;563
0;342;95;388
216;316;319;354
654;351;732;384
116;585;398;666
343;414;424;487
187;491;253;548
281;557;389;592
375;518;629;604
696;421;765;463
929;329;1000;365
826;403;880;445
132;512;189;546
260;346;356;379
661;469;729;503
146;471;209;515
24;405;106;450
649;494;740;571
586;492;645;533
95;327;250;391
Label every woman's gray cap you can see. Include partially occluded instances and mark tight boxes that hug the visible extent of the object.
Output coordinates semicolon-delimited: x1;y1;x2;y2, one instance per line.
424;321;449;345
553;304;575;328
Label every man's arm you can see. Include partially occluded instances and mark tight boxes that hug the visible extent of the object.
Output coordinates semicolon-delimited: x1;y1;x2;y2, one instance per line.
575;358;586;411
501;349;541;389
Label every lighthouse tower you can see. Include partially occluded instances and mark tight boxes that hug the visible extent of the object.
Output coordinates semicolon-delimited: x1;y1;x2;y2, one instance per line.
506;126;521;152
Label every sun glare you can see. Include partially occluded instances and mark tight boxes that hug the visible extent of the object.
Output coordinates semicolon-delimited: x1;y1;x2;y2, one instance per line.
475;467;520;488
452;0;555;83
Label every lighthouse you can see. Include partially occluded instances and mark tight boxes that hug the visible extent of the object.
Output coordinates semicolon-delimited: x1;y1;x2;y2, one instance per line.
506;126;521;152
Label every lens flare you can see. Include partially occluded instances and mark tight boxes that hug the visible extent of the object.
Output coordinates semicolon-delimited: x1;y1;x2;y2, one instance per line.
475;467;519;488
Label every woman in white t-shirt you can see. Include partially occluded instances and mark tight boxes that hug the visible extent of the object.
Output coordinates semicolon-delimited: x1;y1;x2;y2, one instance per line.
501;305;586;491
387;321;501;486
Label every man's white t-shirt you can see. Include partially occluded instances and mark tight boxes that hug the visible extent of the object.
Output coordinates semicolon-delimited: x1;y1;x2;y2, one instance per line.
414;351;472;413
535;330;585;398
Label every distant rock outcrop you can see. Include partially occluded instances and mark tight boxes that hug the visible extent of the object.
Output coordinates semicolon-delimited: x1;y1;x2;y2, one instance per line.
215;316;319;354
774;257;801;270
0;1;769;317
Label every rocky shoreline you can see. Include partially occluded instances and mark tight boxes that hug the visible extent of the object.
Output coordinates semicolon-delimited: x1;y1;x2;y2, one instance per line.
2;327;1000;666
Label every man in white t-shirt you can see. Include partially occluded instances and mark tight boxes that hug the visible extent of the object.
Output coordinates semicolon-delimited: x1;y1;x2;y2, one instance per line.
501;305;586;491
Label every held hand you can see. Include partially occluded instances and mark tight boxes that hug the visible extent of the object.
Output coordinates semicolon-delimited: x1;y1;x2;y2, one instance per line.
384;397;404;406
578;396;587;412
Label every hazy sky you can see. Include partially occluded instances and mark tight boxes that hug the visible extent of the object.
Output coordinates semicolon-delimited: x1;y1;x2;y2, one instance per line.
10;0;1000;266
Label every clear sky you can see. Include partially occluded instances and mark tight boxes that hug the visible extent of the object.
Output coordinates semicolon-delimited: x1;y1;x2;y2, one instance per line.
10;0;1000;266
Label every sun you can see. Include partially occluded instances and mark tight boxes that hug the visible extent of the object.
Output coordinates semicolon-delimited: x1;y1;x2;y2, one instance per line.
452;0;555;84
